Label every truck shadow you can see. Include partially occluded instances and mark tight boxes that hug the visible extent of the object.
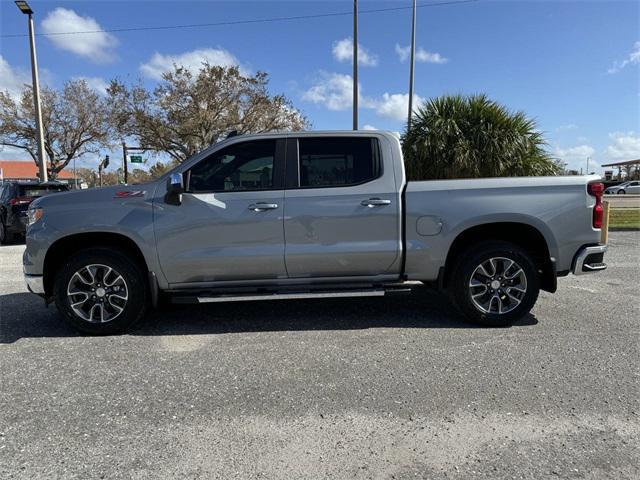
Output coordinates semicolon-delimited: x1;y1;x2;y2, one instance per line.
0;287;538;344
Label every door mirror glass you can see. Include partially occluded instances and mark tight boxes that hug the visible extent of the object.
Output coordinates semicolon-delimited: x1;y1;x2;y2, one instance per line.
165;173;184;205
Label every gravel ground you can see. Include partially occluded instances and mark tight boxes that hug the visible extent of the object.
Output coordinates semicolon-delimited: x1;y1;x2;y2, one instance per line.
1;232;639;479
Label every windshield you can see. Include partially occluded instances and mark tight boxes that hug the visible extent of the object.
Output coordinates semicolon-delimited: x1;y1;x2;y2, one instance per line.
18;185;68;197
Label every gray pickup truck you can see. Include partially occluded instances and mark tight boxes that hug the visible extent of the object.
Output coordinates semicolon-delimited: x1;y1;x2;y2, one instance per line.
24;131;607;334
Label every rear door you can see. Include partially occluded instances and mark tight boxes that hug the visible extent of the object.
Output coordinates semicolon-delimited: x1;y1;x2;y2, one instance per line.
283;135;401;279
154;138;288;285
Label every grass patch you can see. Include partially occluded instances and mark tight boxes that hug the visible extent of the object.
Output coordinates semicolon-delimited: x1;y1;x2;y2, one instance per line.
609;208;640;229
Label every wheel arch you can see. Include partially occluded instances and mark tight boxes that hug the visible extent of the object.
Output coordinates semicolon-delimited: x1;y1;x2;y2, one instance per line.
443;221;557;293
43;232;149;298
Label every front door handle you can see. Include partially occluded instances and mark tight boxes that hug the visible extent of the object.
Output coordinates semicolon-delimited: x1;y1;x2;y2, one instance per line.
248;202;279;212
361;198;391;208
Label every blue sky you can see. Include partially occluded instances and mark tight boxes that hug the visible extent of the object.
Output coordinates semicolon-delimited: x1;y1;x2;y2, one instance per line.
1;0;639;174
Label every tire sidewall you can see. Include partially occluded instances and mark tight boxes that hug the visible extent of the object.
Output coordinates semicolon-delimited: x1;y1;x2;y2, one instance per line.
54;248;148;334
451;241;540;327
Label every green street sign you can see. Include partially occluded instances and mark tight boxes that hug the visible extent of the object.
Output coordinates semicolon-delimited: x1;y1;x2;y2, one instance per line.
130;155;143;163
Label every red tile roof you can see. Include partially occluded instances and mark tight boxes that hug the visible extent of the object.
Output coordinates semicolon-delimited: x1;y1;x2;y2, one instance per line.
0;160;74;180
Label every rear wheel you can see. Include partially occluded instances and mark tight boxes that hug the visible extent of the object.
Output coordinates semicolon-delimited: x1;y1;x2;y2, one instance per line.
450;241;540;327
54;248;148;334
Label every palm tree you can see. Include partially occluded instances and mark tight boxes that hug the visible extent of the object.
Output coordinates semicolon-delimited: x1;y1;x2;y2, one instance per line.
402;94;560;180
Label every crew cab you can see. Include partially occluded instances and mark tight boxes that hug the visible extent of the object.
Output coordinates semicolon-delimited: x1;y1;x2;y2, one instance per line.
23;131;608;334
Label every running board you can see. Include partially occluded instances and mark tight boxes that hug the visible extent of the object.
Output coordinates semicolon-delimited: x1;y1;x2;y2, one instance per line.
196;289;386;304
170;284;417;305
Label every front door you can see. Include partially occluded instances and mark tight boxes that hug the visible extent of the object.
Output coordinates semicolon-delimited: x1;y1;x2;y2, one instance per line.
154;138;287;285
283;136;402;279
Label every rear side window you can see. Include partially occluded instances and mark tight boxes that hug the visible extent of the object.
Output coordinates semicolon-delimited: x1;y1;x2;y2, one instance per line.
298;137;381;188
188;140;276;193
18;185;68;197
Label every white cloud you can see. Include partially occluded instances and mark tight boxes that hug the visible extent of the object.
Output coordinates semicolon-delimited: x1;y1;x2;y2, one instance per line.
332;38;378;67
395;44;448;64
41;8;118;63
362;124;378;130
607;41;640;74
0;56;30;100
302;72;424;122
302;71;355;111
371;92;425;121
554;145;599;172
605;132;640;160
73;76;109;95
140;48;244;80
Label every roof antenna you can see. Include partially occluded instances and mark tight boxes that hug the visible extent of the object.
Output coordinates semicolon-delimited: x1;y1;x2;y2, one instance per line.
226;130;238;139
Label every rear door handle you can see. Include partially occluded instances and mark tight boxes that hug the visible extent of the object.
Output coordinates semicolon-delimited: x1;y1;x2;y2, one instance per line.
248;202;279;212
361;198;391;207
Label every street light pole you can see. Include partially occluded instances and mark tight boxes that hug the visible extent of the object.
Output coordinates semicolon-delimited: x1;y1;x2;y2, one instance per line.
407;0;417;129
16;2;48;182
352;0;358;131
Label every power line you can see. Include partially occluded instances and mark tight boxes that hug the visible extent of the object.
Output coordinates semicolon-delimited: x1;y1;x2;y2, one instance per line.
0;0;479;38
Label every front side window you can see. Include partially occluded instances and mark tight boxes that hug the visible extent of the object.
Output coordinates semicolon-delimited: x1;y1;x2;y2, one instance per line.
298;137;380;188
188;140;276;193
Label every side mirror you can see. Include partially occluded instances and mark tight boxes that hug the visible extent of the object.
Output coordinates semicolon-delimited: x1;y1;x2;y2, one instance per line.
165;173;184;206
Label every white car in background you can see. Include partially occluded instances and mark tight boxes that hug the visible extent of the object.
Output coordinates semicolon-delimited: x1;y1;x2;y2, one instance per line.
605;181;640;194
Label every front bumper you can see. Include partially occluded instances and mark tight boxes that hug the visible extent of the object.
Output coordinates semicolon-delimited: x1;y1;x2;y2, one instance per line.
572;244;608;275
24;274;45;295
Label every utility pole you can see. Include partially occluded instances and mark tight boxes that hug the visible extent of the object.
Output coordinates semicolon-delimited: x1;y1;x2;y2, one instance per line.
15;1;47;182
586;156;590;175
122;142;128;184
353;0;358;130
407;0;417;129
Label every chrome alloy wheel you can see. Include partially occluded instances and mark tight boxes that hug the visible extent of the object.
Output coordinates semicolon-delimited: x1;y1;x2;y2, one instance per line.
468;257;527;315
66;264;129;323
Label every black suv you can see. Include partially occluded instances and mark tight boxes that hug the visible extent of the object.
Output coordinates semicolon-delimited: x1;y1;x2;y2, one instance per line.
0;181;69;244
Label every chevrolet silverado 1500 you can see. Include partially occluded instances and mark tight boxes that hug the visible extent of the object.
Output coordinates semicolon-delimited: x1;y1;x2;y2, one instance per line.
24;131;608;334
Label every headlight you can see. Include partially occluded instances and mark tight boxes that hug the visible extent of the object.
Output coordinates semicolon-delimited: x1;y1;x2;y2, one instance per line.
27;208;43;227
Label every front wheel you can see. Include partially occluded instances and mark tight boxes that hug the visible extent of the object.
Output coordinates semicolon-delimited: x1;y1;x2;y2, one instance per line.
54;248;148;334
450;241;540;327
617;190;626;194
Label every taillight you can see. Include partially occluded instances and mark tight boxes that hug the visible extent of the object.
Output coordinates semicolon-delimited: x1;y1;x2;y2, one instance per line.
587;182;604;229
9;196;33;206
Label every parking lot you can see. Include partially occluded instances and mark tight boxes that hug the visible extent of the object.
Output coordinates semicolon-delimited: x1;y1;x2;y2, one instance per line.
1;232;638;479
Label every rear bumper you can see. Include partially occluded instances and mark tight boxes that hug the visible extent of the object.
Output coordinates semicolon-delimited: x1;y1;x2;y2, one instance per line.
24;274;45;295
572;244;608;275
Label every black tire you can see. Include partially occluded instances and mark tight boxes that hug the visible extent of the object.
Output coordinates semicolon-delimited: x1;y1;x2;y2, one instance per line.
0;220;14;245
449;241;540;327
54;247;148;334
618;190;626;194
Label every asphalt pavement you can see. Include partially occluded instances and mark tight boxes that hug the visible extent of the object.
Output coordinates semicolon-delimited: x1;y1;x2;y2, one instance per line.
1;232;639;479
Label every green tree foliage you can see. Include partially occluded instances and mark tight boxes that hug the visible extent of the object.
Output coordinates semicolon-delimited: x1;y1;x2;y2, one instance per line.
402;95;561;180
